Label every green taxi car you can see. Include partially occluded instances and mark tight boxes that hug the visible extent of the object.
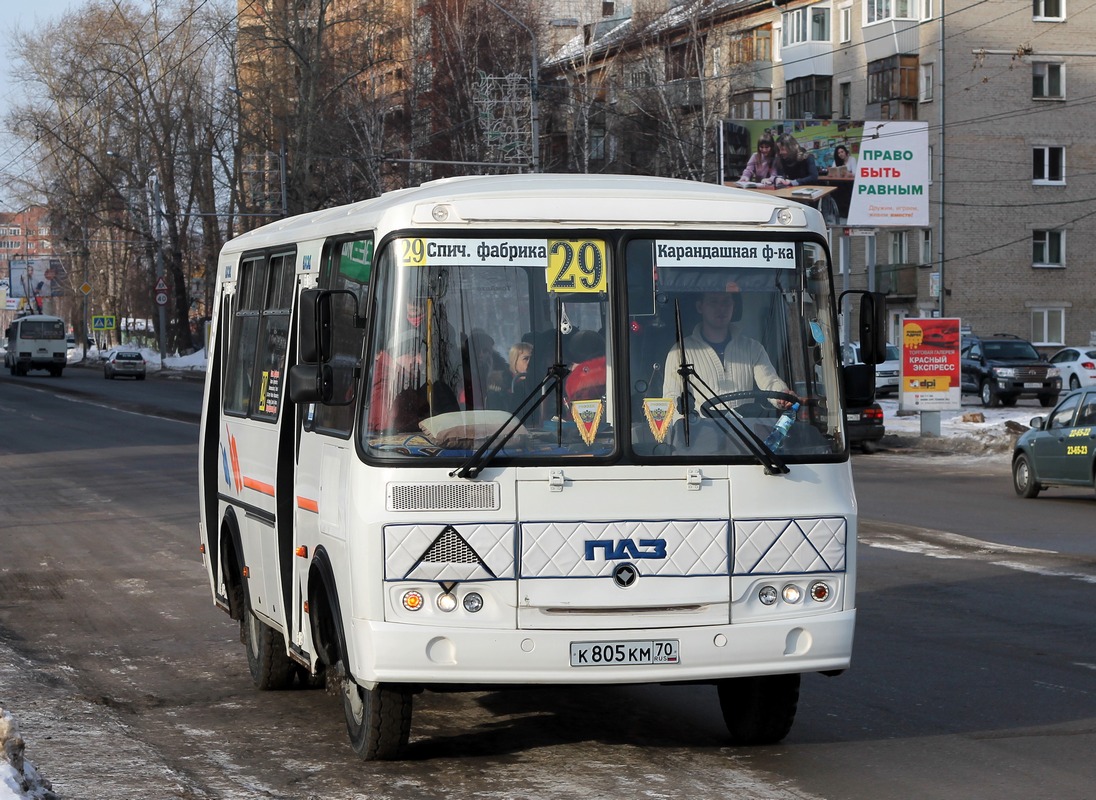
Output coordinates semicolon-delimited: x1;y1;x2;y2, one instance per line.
1012;389;1096;498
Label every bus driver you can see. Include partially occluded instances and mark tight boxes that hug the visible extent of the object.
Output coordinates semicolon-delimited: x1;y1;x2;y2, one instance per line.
662;288;794;412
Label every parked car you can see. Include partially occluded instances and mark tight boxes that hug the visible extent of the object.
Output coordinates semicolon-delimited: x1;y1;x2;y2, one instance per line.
1012;388;1096;497
1048;346;1096;391
846;402;885;454
842;342;902;396
103;349;146;380
960;333;1060;408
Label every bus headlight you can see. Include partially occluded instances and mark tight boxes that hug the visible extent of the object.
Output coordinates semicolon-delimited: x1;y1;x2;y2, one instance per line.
758;586;778;606
810;581;831;602
462;592;484;613
437;592;458;613
782;584;803;604
402;591;424;611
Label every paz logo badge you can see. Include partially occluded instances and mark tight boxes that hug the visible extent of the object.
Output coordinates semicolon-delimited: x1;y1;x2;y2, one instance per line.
642;398;676;444
571;399;604;446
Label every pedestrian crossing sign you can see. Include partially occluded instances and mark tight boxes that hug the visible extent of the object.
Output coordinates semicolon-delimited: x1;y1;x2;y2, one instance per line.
92;315;117;330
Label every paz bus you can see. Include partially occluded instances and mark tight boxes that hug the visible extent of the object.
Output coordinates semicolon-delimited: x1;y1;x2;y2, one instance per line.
197;174;885;760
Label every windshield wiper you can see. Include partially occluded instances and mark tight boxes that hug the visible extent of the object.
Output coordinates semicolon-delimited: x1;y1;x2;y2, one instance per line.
672;300;789;476
452;300;572;479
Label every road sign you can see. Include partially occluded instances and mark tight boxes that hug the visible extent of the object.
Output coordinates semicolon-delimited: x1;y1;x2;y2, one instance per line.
92;315;117;330
154;277;168;292
79;282;93;296
155;292;169;307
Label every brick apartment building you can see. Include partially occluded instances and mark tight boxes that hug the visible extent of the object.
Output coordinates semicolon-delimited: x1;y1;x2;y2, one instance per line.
231;0;1093;350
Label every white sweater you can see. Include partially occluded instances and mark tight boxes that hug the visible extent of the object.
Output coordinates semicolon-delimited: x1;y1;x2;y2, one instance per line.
663;324;790;410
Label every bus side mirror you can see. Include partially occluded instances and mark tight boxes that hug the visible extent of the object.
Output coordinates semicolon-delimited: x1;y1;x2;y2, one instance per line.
858;292;887;365
298;289;330;365
288;363;334;404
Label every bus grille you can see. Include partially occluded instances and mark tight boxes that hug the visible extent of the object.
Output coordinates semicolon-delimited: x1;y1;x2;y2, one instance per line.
386;481;500;512
422;527;480;563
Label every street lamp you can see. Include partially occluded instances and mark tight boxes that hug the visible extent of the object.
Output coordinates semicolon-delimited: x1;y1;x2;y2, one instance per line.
484;0;540;172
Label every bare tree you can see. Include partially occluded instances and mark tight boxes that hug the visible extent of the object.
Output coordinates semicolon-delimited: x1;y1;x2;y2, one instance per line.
6;0;235;352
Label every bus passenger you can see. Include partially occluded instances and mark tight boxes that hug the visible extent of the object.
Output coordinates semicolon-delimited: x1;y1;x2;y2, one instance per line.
368;333;459;433
662;289;793;412
508;342;532;393
565;329;606;402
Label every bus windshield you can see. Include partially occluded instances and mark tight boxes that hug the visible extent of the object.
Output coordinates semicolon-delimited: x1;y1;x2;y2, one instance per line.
359;234;843;462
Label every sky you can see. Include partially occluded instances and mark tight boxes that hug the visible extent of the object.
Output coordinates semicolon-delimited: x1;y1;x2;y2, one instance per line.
0;0;77;211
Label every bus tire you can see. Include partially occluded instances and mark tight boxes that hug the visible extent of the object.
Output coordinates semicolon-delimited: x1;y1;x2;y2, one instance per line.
717;673;800;746
342;678;412;760
241;594;296;690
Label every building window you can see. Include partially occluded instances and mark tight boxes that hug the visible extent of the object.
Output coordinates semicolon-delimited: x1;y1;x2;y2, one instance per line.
1033;0;1064;20
839;4;852;42
1033;229;1065;267
1033;146;1065;183
1031;307;1065;346
920;63;934;101
839;81;852;118
921;0;933;19
729;26;772;62
666;39;703;81
786;75;832;118
920;228;933;265
731;90;773;119
890;231;909;264
868;55;919;104
1033;62;1064;99
782;5;830;46
866;0;915;24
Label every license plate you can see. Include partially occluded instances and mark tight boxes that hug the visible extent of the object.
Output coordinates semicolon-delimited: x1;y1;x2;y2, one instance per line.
1024;382;1042;388
570;639;679;667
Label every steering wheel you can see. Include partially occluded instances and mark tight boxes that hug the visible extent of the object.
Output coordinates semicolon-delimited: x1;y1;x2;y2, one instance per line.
699;389;800;418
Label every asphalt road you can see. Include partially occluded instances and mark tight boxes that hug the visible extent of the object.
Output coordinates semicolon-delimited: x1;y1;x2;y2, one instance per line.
0;371;1093;799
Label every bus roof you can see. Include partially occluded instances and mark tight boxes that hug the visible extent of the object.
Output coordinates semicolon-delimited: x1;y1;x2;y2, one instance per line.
220;174;822;256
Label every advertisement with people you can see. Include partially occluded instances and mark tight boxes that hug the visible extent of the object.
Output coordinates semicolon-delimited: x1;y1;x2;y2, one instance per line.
900;317;962;411
6;258;66;312
720;119;929;227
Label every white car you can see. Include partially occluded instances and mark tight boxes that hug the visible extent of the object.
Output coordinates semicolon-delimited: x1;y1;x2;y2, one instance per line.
843;342;901;396
1048;346;1096;390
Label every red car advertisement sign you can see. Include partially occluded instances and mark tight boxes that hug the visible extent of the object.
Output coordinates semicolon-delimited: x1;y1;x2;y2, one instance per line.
901;318;962;411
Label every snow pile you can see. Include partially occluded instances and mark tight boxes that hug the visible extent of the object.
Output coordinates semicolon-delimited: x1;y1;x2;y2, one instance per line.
0;709;54;800
878;398;1044;455
67;345;209;372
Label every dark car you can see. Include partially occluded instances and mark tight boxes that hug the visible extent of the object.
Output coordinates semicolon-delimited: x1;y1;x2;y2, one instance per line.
1012;388;1096;497
104;349;147;380
846;402;885;454
960;333;1060;408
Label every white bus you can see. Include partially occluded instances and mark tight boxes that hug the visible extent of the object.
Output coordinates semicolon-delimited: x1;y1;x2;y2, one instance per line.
4;314;67;377
197;174;885;760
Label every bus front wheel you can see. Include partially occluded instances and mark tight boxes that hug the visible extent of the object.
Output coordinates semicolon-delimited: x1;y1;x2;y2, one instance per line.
241;594;296;690
342;677;412;761
717;673;800;746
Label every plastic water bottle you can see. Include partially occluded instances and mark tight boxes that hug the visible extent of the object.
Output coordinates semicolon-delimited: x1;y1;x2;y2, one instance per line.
764;402;800;451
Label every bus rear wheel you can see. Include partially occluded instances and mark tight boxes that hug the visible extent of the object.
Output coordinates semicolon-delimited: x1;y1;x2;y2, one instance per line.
717;673;800;746
241;595;296;690
342;677;412;760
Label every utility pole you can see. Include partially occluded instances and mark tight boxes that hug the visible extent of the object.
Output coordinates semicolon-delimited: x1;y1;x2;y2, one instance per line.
150;173;168;362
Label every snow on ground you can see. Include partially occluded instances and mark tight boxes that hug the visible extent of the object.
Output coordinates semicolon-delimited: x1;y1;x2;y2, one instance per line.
66;345;208;373
0;363;1042;798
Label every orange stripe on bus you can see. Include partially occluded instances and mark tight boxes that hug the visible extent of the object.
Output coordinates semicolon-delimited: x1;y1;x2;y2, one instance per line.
297;496;319;513
242;477;275;496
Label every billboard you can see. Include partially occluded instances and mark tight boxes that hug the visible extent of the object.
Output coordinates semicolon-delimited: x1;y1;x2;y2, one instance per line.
6;258;67;312
720;119;929;228
900;317;962;411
